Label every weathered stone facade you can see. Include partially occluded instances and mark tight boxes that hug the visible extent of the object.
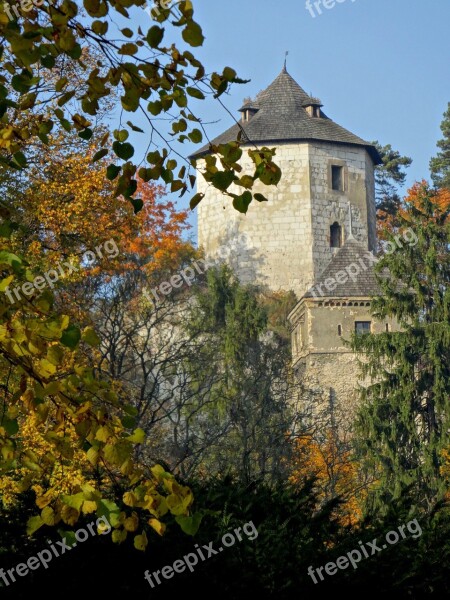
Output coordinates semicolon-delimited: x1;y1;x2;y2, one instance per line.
197;142;375;299
194;68;388;425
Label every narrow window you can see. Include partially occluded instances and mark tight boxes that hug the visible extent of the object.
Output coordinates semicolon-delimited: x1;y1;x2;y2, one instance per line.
355;321;371;335
331;165;344;191
385;323;389;332
330;222;342;248
338;325;342;336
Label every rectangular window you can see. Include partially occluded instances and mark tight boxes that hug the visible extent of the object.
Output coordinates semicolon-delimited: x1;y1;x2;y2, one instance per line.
355;321;371;335
331;165;344;191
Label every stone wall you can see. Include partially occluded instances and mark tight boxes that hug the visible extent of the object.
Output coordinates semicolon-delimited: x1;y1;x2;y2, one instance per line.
196;141;376;299
290;298;401;428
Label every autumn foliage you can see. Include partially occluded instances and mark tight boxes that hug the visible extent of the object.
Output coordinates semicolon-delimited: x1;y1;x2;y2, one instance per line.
377;180;450;240
289;434;363;526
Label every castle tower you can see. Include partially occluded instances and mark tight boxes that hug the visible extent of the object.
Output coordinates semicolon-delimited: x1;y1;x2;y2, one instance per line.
192;67;381;298
193;68;396;426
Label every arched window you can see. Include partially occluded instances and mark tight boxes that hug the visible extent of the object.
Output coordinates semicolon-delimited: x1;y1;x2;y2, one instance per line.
330;222;342;248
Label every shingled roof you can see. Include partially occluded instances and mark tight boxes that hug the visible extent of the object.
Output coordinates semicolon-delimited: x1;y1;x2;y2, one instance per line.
191;68;381;163
304;238;382;298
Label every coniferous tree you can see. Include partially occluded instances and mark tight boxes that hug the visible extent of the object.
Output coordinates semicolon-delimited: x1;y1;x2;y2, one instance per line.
351;183;450;513
430;102;450;190
373;141;412;215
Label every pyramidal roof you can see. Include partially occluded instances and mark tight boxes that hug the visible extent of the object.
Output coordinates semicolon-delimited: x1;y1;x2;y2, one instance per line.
192;68;381;163
304;238;382;298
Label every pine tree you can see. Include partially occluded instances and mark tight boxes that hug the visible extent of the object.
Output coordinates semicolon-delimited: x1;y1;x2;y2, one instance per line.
430;102;450;190
351;183;450;513
373;141;412;215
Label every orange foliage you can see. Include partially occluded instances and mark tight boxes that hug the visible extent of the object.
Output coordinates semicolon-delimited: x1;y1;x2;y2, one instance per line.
378;180;450;239
12;143;191;278
289;433;363;526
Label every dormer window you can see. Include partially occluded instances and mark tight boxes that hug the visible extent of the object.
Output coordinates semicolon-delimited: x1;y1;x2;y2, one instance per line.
242;108;258;122
239;100;259;123
302;97;323;118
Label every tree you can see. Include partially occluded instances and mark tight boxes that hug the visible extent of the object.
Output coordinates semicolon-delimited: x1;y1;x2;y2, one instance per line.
430;102;450;190
351;182;450;513
289;432;364;527
0;0;261;543
184;266;300;483
0;0;281;213
84;263;301;484
6;143;190;277
372;141;412;225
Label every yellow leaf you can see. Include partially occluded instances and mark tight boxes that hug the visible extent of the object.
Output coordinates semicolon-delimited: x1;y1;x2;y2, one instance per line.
134;531;148;551
112;529;127;544
86;447;99;465
124;512;139;532
0;275;14;292
148;518;166;536
41;506;56;526
82;500;97;514
95;425;111;442
61;505;80;526
123;491;137;507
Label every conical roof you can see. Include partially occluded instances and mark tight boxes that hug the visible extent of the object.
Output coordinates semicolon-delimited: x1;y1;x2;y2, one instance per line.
192;69;381;163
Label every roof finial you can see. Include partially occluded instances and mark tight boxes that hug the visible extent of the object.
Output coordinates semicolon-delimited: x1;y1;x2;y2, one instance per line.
283;51;289;73
347;201;355;240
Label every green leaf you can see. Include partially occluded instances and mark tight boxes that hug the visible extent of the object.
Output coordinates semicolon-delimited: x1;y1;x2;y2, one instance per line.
57;91;76;107
3;418;19;436
47;345;64;366
97;499;120;520
92;20;108;35
11;151;27;169
60;324;81;349
175;513;203;536
121;416;137;429
27;515;44;536
0;274;14;291
186;87;205;100
188;129;202;143
182;21;204;47
106;164;121;180
130;198;144;214
126;121;144;133
148;100;162;116
211;170;235;192
146;26;164;48
62;492;85;511
0;250;22;267
112;141;134;160
254;193;268;202
58;530;77;548
189;192;204;210
113;129;129;142
118;43;138;56
238;175;254;189
78;128;93;140
223;67;237;81
82;326;101;347
258;162;282;186
232;191;252;214
92;149;108;162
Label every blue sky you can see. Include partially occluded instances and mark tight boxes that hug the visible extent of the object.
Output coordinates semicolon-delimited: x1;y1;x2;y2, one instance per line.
127;0;450;236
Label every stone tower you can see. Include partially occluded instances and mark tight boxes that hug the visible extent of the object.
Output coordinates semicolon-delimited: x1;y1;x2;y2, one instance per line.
193;68;396;424
192;67;381;299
